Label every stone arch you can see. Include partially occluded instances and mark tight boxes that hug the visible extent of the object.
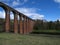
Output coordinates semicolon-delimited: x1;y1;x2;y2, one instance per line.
0;6;7;11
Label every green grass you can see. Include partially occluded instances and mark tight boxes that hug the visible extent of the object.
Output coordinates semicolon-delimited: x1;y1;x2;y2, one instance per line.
0;33;60;45
33;30;60;33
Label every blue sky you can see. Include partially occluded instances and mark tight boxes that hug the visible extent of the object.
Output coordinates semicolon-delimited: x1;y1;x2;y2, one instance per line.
0;0;60;21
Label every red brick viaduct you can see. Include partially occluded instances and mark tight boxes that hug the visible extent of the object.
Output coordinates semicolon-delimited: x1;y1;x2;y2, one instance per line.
0;2;34;34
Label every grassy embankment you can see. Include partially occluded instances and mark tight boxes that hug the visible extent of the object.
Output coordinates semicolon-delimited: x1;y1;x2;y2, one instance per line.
0;33;60;45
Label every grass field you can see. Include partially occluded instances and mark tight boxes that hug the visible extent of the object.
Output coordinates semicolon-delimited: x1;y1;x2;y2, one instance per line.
32;30;60;33
0;33;60;45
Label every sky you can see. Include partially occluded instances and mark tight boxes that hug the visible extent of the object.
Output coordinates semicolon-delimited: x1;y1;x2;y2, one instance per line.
0;0;60;21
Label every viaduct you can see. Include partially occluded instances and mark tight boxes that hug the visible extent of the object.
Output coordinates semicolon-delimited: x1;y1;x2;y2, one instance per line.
0;2;34;34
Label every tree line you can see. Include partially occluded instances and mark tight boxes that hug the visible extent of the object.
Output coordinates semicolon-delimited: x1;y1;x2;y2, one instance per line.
33;19;60;30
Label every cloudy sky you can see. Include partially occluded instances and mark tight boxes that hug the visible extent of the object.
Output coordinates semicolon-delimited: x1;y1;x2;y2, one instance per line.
0;0;60;21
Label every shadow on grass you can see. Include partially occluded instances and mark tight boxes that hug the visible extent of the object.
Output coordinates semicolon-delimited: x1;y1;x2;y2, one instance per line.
30;32;60;38
31;32;60;35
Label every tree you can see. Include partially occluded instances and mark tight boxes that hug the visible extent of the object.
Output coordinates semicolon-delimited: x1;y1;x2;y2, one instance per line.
55;20;60;30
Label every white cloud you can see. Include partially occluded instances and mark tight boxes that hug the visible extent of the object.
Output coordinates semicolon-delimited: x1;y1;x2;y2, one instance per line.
0;11;5;18
12;0;28;6
54;0;60;8
10;12;14;19
29;13;44;20
15;8;44;20
59;19;60;21
54;0;60;3
12;1;19;6
15;8;37;13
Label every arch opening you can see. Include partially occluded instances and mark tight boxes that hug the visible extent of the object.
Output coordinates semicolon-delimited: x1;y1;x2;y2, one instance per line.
0;7;5;32
10;11;14;33
18;15;20;33
22;17;25;33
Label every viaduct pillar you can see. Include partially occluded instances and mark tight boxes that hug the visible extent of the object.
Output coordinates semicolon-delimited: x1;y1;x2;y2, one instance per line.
14;13;18;33
5;9;10;32
19;15;23;34
23;16;27;34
